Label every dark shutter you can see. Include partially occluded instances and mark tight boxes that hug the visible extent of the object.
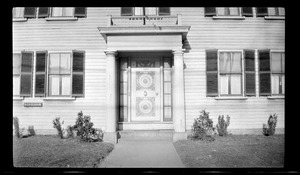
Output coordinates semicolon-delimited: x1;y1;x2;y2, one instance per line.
72;50;85;97
38;7;49;18
20;51;33;97
205;7;216;17
258;50;271;95
206;49;218;96
244;50;255;95
24;7;36;18
158;7;170;15
74;7;86;17
256;7;268;17
35;51;47;96
121;7;133;16
242;7;253;17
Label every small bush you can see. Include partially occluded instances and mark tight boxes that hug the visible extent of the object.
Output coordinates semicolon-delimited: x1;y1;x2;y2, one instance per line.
53;117;65;139
191;110;216;142
28;125;36;136
73;111;101;142
216;115;230;136
263;114;278;136
66;125;75;138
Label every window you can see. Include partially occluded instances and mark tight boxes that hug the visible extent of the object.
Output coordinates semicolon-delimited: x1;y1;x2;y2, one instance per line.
48;53;71;96
121;7;170;16
13;7;36;19
205;7;253;17
256;7;285;17
217;7;241;16
49;7;86;18
47;51;85;97
219;52;242;95
271;52;285;95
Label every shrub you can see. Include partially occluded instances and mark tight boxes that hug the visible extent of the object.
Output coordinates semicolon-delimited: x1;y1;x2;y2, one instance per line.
216;115;230;136
191;110;216;142
263;114;278;136
28;125;36;136
73;111;101;142
53;117;65;139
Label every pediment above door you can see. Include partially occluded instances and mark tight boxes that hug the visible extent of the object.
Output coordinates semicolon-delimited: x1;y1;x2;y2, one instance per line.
98;26;190;51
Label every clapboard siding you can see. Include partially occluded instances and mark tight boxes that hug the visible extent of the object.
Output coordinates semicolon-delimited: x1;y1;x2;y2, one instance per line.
175;7;284;131
13;7;285;134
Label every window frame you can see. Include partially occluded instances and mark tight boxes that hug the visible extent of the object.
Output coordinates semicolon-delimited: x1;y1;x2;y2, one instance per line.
47;51;73;97
217;50;244;96
270;50;285;96
121;7;170;16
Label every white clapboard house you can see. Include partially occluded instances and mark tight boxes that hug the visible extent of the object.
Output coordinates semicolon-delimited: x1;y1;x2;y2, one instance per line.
13;7;285;143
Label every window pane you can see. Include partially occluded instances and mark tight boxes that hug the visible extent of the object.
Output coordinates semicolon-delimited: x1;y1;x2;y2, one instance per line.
13;7;24;18
120;58;128;70
271;53;282;73
60;54;71;74
164;106;172;120
164;70;171;82
49;54;60;74
268;7;276;16
220;75;229;95
260;73;271;94
52;7;63;17
217;7;225;16
120;71;127;82
164;82;171;94
21;52;33;73
229;7;239;15
120;82;127;94
49;75;60;95
259;51;270;71
72;74;84;95
35;74;45;95
120;95;127;106
231;75;242;95
279;7;285;16
164;57;172;68
271;74;280;94
207;73;218;95
231;52;242;73
245;73;255;94
134;7;143;15
146;7;157;15
220;52;231;73
164;94;171;106
282;53;285;73
20;74;32;95
120;107;128;122
63;7;73;16
13;76;20;96
36;52;46;72
281;75;285;94
245;50;255;71
61;76;71;95
13;54;21;74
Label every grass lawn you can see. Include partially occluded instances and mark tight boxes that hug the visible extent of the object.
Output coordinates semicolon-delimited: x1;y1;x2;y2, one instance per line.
174;134;284;168
13;135;114;168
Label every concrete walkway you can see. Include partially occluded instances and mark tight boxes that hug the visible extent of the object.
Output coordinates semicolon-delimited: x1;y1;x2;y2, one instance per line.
99;140;185;168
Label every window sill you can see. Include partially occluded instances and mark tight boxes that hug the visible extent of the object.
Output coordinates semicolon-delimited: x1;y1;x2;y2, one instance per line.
264;16;285;20
43;97;76;101
267;96;285;99
13;97;24;101
213;16;246;20
45;17;78;21
13;18;28;22
215;96;248;100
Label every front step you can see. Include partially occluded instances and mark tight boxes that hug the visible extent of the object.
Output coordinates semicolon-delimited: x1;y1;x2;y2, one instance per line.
117;130;174;142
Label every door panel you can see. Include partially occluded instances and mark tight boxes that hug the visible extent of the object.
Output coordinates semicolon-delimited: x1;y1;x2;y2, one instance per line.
131;68;161;121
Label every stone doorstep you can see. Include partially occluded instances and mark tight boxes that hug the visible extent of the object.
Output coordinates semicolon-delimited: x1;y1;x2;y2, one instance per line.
117;130;174;142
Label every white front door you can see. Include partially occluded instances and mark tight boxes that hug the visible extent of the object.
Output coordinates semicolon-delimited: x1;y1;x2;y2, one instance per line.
131;60;161;122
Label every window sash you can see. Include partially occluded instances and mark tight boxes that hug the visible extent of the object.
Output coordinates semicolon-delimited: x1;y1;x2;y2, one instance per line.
271;52;284;95
268;7;285;16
